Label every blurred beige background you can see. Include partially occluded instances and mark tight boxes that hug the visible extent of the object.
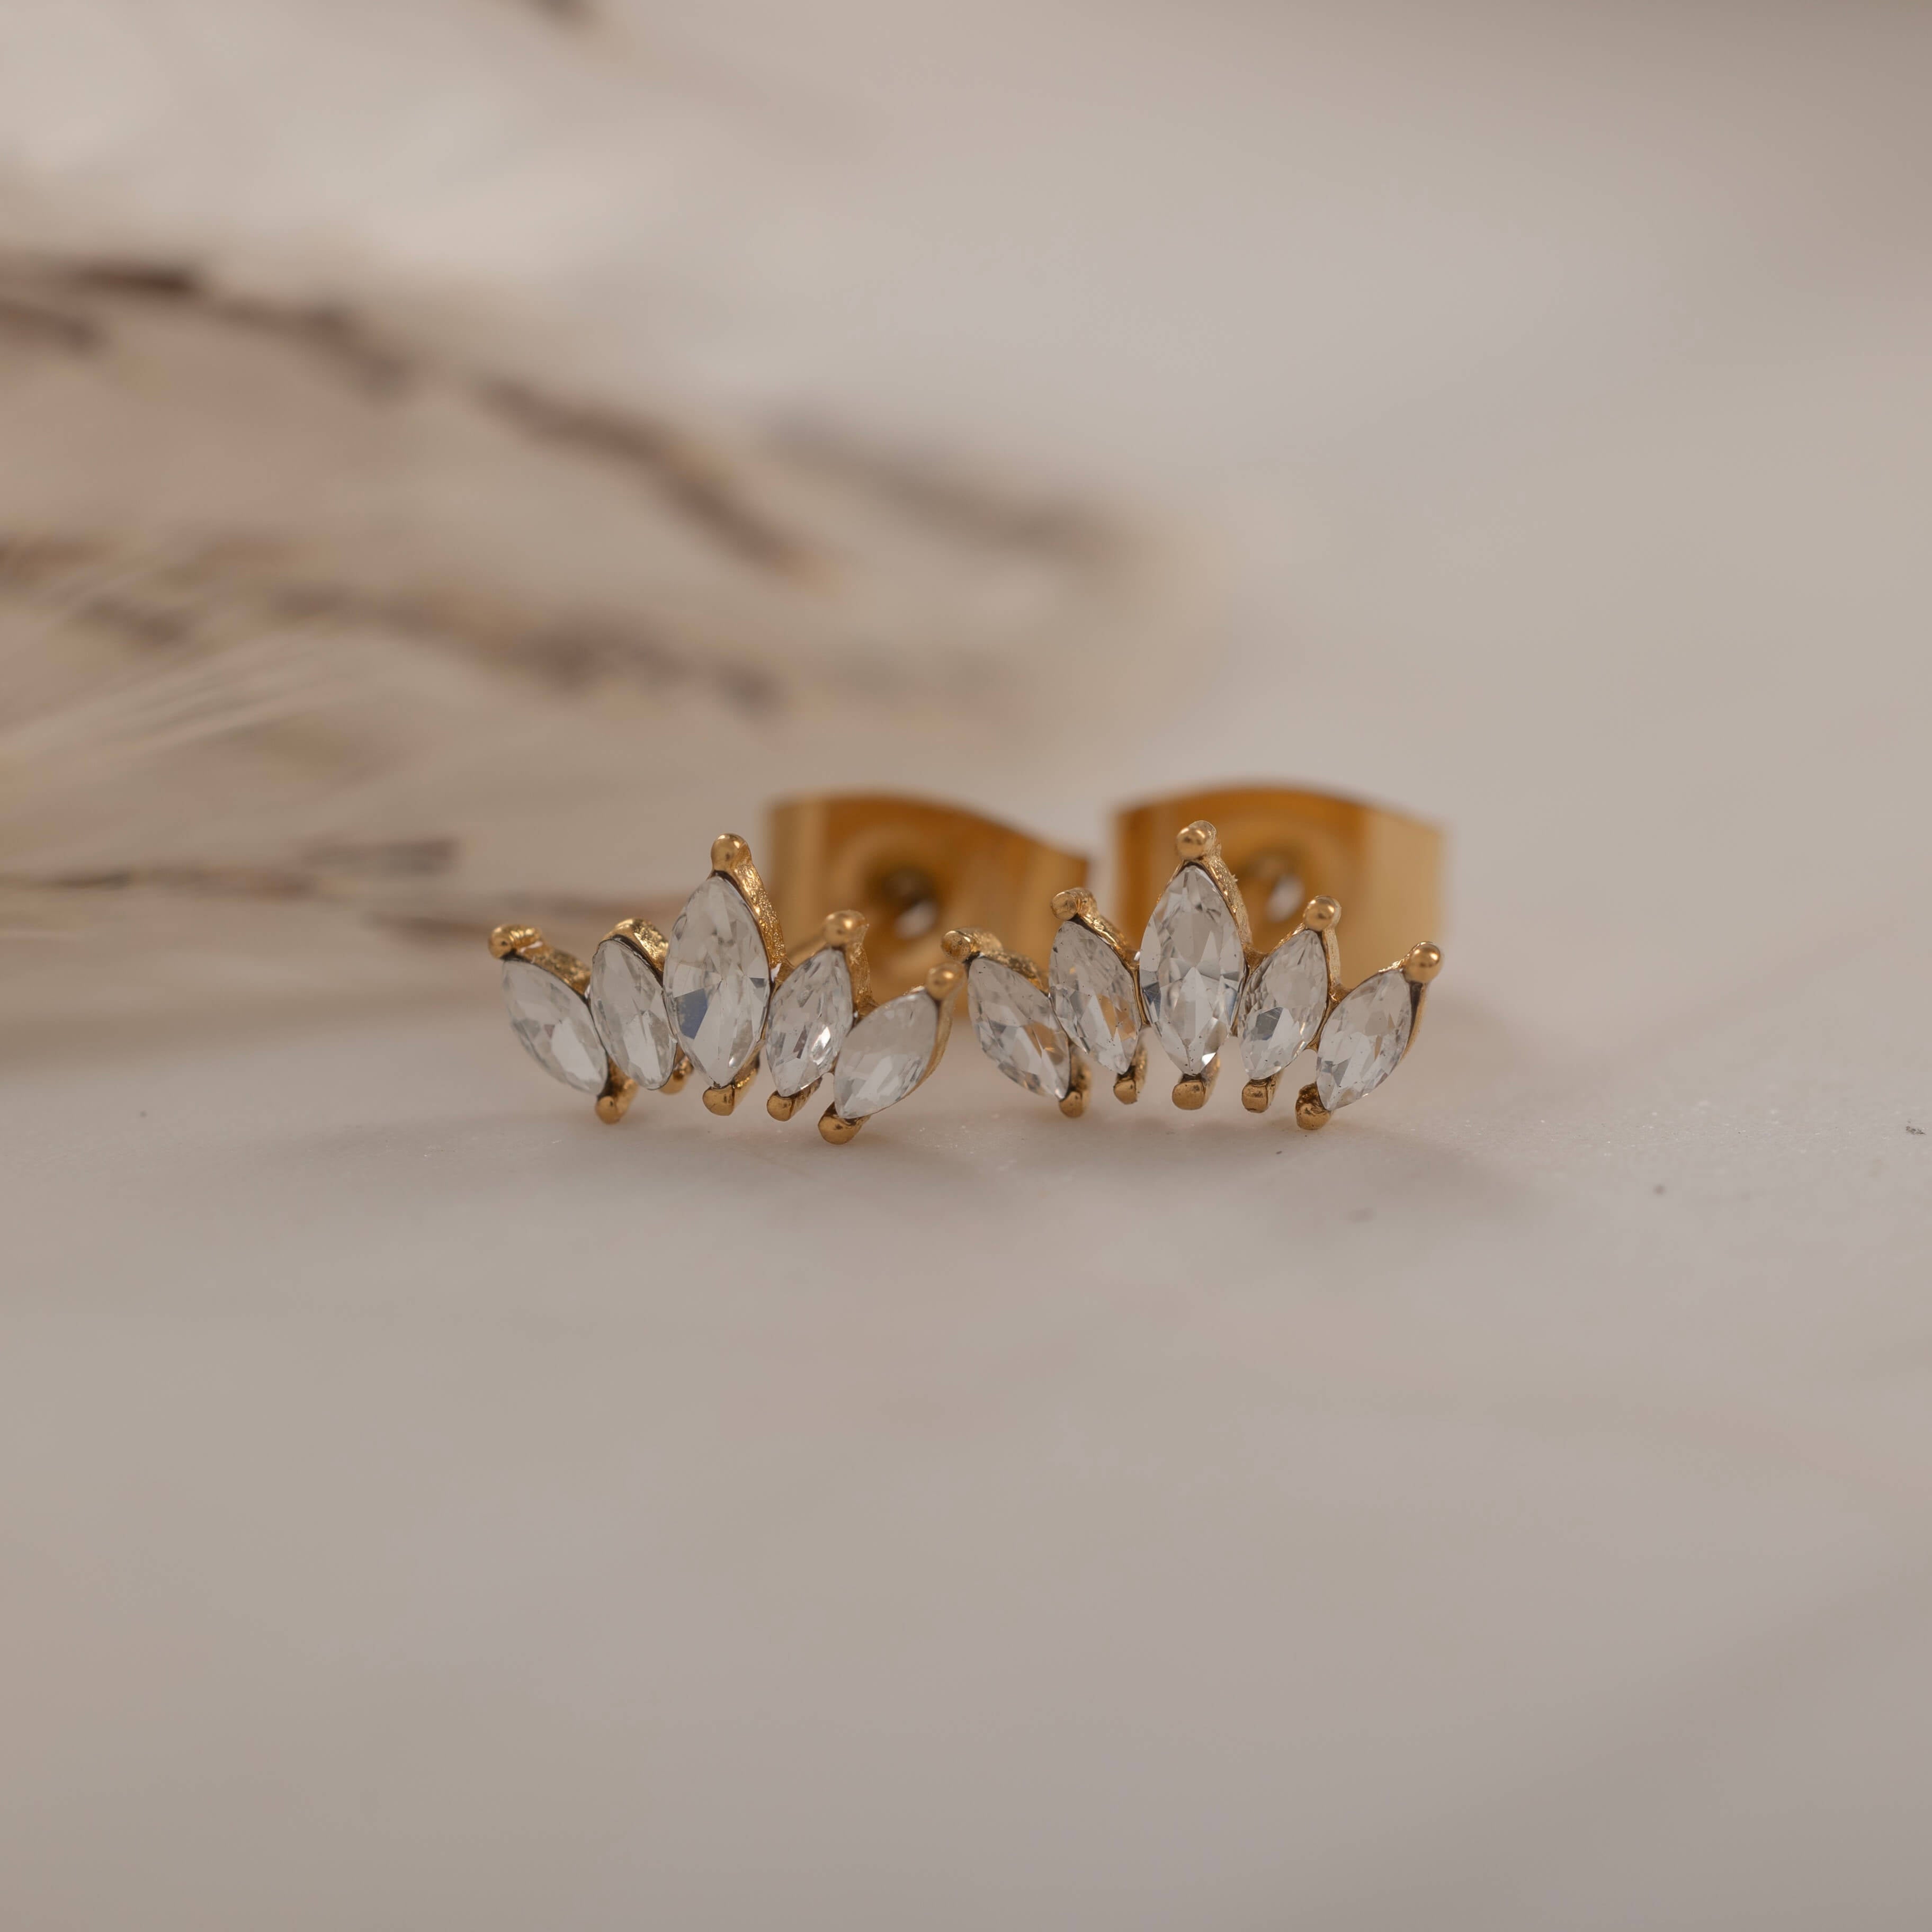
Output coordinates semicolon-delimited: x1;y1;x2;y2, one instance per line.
2;3;1929;1928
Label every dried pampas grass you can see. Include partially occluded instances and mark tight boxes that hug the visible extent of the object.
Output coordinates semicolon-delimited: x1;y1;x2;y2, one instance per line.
0;252;1188;1049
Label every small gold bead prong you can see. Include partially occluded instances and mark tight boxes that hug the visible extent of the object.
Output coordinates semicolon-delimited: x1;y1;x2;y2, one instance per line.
1303;896;1341;932
489;923;543;958
1241;1072;1281;1113
924;961;963;999
1403;942;1443;985
1058;1058;1092;1119
711;832;752;873
702;1053;761;1116
941;928;1000;964
1113;1040;1148;1104
767;1080;819;1122
1051;887;1097;924
819;1107;862;1144
1294;1083;1331;1131
1171;1062;1218;1111
661;1051;693;1096
595;1070;638;1124
822;909;865;948
1175;819;1218;862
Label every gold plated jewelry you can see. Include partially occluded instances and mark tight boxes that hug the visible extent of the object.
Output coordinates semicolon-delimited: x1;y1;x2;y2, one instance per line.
1134;818;1253;1111
941;926;1092;1117
1047;888;1149;1104
1235;892;1341;1116
1114;783;1441;992
764;910;875;1122
817;958;961;1143
493;920;645;1122
490;788;1443;1141
766;793;1085;999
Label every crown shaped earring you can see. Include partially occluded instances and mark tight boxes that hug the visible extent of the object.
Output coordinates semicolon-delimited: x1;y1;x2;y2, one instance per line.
491;786;1442;1145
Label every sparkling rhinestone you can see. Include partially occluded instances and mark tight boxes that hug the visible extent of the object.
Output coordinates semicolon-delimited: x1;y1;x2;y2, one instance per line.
765;948;854;1097
587;937;677;1090
663;874;772;1087
1315;968;1415;1110
968;956;1071;1100
1138;864;1245;1076
833;990;938;1120
1049;920;1141;1076
1235;928;1330;1081
501;956;607;1094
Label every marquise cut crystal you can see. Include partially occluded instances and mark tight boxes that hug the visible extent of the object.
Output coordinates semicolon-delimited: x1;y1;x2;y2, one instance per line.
588;938;677;1089
1049;920;1140;1076
764;948;853;1097
663;874;772;1087
1235;928;1329;1081
833;990;937;1120
1138;864;1245;1076
1315;968;1415;1111
501;957;607;1094
968;957;1071;1100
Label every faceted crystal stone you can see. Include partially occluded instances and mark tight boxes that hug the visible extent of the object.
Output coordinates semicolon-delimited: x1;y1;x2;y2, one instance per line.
500;956;607;1094
833;990;938;1120
968;957;1071;1100
588;938;677;1090
663;874;772;1087
1049;920;1141;1077
1315;968;1415;1111
764;948;853;1097
1235;928;1330;1081
1137;864;1246;1076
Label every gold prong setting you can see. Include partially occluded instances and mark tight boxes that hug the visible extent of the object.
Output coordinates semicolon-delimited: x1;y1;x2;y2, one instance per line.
660;833;784;1096
766;1081;818;1122
595;1069;639;1124
1135;820;1250;1090
1047;888;1146;1099
764;909;873;1119
1044;833;1441;1130
944;926;1082;1110
1230;894;1342;1095
495;922;613;1098
702;1053;762;1116
587;916;680;1097
1171;1063;1217;1111
1241;1070;1282;1114
1307;942;1439;1116
488;817;1442;1140
816;957;962;1144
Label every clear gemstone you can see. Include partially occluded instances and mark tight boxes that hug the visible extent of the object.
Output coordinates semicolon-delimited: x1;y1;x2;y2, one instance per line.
764;948;854;1097
1315;969;1415;1110
1236;928;1330;1080
1049;920;1141;1076
1138;864;1245;1076
588;938;677;1089
501;956;607;1094
663;874;772;1086
833;990;938;1119
968;957;1071;1099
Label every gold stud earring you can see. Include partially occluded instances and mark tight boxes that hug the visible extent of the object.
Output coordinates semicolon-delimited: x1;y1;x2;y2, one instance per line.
489;785;1443;1142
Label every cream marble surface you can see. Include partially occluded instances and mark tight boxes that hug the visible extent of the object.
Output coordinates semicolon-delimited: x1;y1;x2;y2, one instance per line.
5;929;1929;1928
4;3;1931;1926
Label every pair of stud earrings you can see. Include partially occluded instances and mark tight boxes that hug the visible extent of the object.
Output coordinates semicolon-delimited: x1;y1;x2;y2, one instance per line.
492;785;1443;1145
